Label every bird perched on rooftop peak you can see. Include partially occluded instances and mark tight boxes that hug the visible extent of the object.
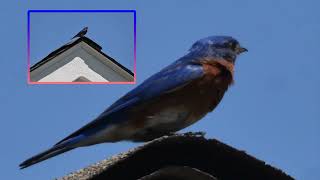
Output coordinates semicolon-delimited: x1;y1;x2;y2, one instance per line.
20;36;247;169
71;27;88;39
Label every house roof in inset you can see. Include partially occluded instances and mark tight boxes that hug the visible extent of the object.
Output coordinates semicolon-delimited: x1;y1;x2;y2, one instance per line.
30;36;134;77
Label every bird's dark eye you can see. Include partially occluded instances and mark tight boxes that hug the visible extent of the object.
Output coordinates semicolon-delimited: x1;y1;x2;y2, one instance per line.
224;41;238;50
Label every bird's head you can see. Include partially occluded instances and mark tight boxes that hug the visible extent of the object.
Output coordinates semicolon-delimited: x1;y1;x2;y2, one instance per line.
189;36;247;63
83;27;88;31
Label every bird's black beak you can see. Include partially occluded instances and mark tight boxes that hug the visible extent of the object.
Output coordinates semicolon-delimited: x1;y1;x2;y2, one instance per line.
237;47;248;54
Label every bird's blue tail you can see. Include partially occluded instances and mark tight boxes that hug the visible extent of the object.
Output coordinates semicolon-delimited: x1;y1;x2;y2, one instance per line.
19;135;85;169
19;146;74;169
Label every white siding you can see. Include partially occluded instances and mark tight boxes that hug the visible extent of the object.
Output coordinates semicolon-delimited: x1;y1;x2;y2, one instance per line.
30;42;133;82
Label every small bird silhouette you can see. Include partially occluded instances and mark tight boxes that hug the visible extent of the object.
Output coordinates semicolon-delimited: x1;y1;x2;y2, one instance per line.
20;36;247;169
71;27;88;39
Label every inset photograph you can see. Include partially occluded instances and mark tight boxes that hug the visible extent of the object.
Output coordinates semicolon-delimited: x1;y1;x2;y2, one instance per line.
28;10;136;84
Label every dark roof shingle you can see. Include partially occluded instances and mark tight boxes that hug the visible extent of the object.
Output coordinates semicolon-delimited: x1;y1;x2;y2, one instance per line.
59;132;294;180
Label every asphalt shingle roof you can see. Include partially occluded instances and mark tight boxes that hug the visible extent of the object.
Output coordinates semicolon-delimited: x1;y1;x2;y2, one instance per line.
58;132;294;180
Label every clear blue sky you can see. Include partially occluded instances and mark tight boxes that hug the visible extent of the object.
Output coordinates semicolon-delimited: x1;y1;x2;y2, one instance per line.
1;0;319;179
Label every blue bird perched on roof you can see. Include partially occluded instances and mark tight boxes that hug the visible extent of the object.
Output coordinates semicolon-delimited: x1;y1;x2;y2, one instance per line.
71;27;88;39
20;36;247;169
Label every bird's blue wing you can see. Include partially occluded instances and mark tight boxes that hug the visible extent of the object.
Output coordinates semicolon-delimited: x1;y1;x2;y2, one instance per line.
56;56;204;145
103;56;204;115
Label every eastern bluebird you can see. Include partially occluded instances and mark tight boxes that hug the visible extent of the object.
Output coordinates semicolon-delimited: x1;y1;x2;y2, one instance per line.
20;36;247;169
71;27;88;39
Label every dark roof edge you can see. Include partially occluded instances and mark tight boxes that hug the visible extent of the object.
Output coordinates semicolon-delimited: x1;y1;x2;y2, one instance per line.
97;47;134;76
30;37;134;76
59;132;294;180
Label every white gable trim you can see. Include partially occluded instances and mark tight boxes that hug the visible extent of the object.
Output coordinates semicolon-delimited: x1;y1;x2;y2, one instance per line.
38;57;108;82
31;41;133;82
